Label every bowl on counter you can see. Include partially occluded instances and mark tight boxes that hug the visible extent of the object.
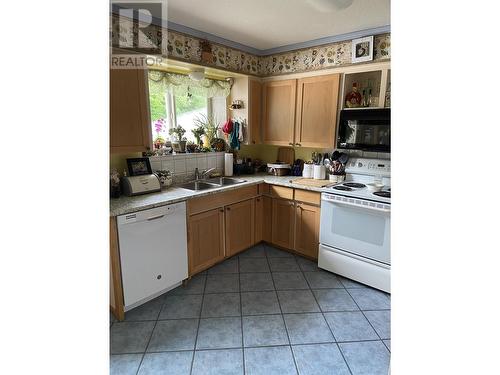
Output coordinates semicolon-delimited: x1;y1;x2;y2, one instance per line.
267;163;291;176
366;182;384;192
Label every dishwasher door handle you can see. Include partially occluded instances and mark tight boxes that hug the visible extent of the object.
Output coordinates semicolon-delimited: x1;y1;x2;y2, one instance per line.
147;214;165;221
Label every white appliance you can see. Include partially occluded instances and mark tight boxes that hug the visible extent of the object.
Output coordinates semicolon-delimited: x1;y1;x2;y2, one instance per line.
121;174;161;196
117;202;188;310
319;158;391;292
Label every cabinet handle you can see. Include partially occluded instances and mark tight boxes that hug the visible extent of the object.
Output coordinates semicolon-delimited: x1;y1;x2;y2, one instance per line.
256;198;260;202
226;207;231;211
295;143;301;147
288;142;294;146
219;209;224;213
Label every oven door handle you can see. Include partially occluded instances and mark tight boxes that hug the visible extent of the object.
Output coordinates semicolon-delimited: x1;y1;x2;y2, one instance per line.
323;198;391;214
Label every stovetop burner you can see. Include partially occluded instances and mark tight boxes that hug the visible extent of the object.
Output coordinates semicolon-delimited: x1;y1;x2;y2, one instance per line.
373;191;391;198
343;182;366;188
333;185;352;191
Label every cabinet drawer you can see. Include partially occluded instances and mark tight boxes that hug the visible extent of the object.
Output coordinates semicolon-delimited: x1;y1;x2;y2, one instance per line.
294;189;321;206
269;185;294;200
187;185;258;215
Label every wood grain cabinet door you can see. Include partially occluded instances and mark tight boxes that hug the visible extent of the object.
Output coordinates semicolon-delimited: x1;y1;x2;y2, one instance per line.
295;74;340;148
187;208;225;275
225;199;255;257
262;195;273;243
110;68;152;153
294;202;320;259
254;196;263;243
271;198;295;249
262;79;297;146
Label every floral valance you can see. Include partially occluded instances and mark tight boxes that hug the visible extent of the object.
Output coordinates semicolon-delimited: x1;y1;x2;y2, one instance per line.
148;70;231;98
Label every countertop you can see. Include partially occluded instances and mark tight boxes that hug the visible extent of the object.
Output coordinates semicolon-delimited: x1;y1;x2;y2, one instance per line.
110;174;332;217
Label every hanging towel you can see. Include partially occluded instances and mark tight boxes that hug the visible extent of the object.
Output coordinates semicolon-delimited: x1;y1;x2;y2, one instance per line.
238;118;244;142
229;120;240;150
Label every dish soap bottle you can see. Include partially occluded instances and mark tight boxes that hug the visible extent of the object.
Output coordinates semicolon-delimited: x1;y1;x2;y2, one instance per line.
345;82;362;108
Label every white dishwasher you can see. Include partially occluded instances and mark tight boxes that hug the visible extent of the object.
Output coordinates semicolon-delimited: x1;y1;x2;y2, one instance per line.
117;202;188;311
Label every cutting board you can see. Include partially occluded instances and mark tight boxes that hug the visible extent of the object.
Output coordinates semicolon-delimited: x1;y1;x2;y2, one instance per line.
277;147;295;165
291;178;332;187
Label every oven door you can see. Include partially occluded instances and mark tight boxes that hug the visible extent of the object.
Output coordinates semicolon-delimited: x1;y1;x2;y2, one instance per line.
320;193;390;265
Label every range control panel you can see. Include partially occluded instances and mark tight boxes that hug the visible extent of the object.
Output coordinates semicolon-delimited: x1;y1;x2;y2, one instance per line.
345;158;391;176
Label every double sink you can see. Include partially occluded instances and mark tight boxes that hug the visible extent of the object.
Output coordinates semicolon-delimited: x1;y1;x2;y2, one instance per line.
180;177;247;191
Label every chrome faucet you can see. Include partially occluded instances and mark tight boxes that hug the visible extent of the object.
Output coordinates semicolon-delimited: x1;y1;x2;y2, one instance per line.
194;167;216;180
201;168;216;179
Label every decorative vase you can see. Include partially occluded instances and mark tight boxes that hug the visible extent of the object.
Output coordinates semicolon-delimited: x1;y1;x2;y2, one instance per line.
179;140;187;153
345;82;362;108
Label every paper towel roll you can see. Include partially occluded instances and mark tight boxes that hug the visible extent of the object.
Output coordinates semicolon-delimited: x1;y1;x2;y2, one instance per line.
224;153;233;176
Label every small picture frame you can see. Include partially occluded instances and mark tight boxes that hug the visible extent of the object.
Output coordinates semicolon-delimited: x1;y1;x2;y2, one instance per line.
126;157;153;176
352;36;374;63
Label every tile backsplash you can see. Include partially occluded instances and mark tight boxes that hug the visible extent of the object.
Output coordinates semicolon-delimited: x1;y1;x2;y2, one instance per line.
150;153;225;184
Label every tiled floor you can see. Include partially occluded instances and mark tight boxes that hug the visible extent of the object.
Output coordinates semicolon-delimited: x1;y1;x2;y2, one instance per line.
110;243;391;375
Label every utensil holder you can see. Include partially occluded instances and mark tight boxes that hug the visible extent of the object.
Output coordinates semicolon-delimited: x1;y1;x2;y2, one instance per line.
313;165;326;180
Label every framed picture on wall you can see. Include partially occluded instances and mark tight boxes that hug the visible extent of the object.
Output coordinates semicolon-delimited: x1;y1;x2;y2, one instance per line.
352;36;374;63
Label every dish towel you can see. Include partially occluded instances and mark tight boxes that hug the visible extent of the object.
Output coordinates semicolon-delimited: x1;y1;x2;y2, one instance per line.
229;120;240;150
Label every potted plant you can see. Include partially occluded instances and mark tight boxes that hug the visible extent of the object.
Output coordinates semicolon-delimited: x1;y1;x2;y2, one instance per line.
153;118;166;149
193;114;220;150
186;140;197;153
191;123;206;147
169;125;186;152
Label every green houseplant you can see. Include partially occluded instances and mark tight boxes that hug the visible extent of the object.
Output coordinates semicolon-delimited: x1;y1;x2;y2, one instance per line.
193;114;220;150
169;125;187;152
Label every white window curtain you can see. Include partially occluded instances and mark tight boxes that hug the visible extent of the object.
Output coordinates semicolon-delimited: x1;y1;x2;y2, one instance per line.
148;70;231;98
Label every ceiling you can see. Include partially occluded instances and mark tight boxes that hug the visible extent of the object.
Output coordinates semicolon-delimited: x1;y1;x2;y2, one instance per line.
165;0;390;54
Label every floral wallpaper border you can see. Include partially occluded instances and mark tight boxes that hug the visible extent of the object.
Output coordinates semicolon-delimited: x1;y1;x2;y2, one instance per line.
111;14;390;77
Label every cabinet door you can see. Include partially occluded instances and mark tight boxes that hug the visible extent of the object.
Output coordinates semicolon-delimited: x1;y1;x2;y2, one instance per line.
254;196;263;243
271;198;295;249
262;196;273;243
295;74;340;148
262;79;297;146
188;208;225;275
225;199;255;257
110;69;152;153
294;203;321;259
249;79;262;144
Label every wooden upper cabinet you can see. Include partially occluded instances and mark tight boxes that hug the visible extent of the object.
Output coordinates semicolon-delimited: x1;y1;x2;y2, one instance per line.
110;68;152;153
187;208;225;275
295;74;340;148
271;198;295;249
262;79;297;146
294;202;320;259
225;199;255;257
249;79;262;144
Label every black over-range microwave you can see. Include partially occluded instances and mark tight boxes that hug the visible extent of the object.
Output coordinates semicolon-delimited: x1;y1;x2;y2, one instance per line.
337;108;390;153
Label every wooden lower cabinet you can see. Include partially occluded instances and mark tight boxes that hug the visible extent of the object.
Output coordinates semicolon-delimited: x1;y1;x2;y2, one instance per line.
254;197;263;243
271;198;295;249
294;202;321;259
187;208;225;275
262;196;273;242
225;199;255;257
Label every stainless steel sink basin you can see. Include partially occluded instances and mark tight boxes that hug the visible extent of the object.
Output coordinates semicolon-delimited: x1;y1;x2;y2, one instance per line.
206;177;247;186
179;181;218;191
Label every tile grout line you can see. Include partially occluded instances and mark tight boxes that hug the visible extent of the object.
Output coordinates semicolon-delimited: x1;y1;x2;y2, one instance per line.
299;256;354;375
237;256;246;375
188;271;208;375
344;287;390;344
264;244;300;375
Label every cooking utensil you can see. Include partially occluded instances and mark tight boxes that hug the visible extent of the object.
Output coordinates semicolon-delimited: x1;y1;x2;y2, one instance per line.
332;151;340;161
338;153;349;164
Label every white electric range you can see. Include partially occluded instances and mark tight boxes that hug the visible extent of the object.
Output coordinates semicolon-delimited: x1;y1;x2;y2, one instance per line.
319;158;391;292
